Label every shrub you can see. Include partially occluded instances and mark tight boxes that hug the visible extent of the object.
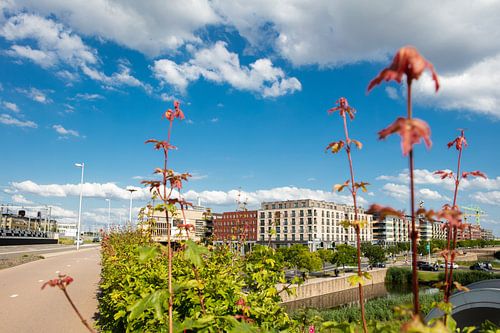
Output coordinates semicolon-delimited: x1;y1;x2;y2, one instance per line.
385;267;412;287
437;270;500;287
98;232;298;332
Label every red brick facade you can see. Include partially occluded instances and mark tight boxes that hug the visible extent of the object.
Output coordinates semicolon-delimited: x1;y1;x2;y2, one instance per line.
456;224;482;241
214;210;258;242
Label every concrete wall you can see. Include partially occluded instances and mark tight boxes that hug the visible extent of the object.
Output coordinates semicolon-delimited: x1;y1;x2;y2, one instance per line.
281;268;387;311
0;237;58;245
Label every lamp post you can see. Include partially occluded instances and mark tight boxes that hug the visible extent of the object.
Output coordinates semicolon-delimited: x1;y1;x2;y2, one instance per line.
75;162;85;250
127;188;137;227
105;198;111;232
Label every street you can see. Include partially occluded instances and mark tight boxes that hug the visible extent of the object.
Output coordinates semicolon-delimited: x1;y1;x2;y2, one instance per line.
0;246;100;332
0;243;99;259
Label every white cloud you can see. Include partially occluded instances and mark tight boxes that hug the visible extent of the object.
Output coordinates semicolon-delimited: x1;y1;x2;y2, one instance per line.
18;87;51;103
10;180;150;200
6;0;220;57
153;41;301;97
377;169;500;192
81;63;152;93
418;188;450;202
74;93;103;101
2;101;20;112
470;191;500;206
0;114;37;128
385;86;399;100
0;13;97;68
210;117;219;123
11;194;33;204
183;186;367;207
381;183;408;201
1;13;149;91
190;173;208;181
52;124;80;137
414;55;500;117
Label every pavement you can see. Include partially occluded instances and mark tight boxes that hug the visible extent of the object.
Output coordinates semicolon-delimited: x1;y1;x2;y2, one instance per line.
0;243;99;259
0;246;101;332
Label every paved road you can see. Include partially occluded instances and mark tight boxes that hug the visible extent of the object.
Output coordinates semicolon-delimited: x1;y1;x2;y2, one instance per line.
0;246;101;332
0;243;99;259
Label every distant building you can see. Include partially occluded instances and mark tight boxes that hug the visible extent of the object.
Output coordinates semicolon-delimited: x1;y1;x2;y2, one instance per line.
150;205;213;243
481;228;494;241
213;210;258;243
432;221;448;240
257;199;373;251
372;215;410;245
456;224;482;241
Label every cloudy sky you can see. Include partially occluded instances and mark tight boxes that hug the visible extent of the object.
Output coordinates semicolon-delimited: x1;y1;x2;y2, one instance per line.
0;0;499;234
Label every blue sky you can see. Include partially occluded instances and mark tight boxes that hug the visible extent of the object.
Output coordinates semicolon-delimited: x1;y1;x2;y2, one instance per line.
0;1;499;235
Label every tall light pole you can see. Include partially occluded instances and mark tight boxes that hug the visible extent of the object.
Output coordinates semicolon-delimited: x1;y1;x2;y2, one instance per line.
75;162;85;250
127;188;137;227
105;198;111;232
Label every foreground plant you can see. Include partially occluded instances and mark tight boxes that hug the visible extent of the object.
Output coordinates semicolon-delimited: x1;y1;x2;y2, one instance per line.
42;274;96;333
435;130;486;304
327;97;370;333
142;100;191;332
367;46;439;316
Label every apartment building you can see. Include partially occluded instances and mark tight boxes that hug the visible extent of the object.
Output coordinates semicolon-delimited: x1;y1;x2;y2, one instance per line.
257;199;373;250
372;215;410;245
213;210;258;242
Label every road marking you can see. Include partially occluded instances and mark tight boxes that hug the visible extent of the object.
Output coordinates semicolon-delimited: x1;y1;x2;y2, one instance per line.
55;271;60;274
66;264;71;267
38;280;44;282
10;294;18;298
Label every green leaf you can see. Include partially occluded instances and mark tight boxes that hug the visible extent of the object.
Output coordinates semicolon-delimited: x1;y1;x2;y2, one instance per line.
362;271;372;280
184;239;208;268
127;289;169;321
113;310;126;320
138;246;160;263
348;274;365;286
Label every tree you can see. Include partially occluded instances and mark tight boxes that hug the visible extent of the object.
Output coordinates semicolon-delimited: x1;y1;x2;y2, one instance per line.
331;244;357;269
317;249;334;269
279;244;322;272
362;244;386;265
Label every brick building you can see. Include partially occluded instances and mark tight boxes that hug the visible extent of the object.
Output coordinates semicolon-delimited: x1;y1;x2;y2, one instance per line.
213;210;258;243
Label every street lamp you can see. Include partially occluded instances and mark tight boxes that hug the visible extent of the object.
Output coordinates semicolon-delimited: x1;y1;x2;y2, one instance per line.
75;162;85;250
127;188;137;227
105;198;111;232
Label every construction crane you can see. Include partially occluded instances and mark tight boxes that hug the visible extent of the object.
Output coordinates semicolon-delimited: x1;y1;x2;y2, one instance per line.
235;187;248;212
461;205;485;226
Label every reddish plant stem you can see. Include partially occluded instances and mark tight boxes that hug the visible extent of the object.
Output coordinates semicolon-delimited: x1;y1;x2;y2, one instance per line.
445;144;463;302
163;119;174;333
341;113;368;333
62;288;96;333
407;81;420;315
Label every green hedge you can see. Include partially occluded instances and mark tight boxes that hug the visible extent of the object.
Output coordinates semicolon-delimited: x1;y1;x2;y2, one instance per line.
385;267;412;286
437;270;500;286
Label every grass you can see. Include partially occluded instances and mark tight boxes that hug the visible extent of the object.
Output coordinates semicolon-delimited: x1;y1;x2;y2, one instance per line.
0;254;44;270
418;271;440;283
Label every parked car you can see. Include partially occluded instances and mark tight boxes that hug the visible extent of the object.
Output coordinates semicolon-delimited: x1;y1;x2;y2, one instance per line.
418;262;439;271
373;262;386;268
470;262;493;272
439;262;459;269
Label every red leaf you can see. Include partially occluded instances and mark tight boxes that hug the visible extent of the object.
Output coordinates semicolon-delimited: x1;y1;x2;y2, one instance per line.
378;117;432;155
447;130;467;150
367;46;439;92
325;140;345;153
328;97;356;120
462;170;487;179
434;170;454;179
366;204;404;219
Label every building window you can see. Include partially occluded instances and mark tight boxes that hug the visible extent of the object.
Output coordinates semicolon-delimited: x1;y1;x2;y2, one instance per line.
299;234;304;241
292;234;295;241
300;210;304;217
300;218;304;225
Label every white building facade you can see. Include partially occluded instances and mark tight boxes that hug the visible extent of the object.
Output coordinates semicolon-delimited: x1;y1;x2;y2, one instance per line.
257;199;373;250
